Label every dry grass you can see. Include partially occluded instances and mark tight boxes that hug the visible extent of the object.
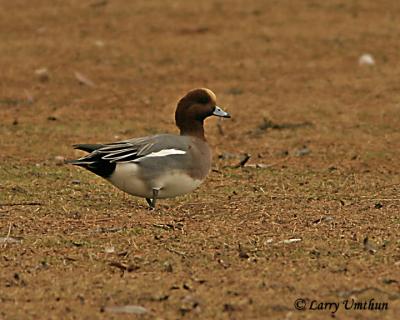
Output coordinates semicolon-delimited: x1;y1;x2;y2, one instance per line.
1;1;399;319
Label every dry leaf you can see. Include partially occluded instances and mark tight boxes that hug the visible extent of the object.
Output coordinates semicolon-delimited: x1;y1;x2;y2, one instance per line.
74;71;96;87
281;238;302;244
105;305;147;314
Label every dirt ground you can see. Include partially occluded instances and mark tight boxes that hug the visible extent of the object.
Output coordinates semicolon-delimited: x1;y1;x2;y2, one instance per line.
1;0;399;319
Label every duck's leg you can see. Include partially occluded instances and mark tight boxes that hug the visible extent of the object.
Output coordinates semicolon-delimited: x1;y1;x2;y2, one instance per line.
151;188;159;208
146;188;160;209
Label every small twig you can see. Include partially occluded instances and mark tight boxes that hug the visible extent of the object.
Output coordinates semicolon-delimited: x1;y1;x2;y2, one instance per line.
244;157;289;169
166;247;186;256
94;226;126;233
0;202;41;207
153;223;184;231
6;223;12;239
228;157;288;170
90;218;115;222
109;261;139;272
153;223;174;230
2;223;12;248
230;153;251;168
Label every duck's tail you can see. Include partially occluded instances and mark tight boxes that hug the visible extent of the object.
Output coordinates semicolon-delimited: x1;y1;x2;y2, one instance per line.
73;144;103;153
67;144;116;178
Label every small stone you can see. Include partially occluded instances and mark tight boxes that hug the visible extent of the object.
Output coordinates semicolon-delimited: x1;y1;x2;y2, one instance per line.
359;53;375;66
179;295;200;315
104;246;115;254
313;216;334;224
105;305;148;315
34;68;50;82
294;146;310;157
54;156;65;166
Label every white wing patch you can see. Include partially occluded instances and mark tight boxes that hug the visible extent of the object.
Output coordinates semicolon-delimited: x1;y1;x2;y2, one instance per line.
133;148;186;162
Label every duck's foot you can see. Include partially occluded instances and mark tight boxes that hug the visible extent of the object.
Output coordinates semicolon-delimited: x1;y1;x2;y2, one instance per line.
146;198;155;210
145;188;160;210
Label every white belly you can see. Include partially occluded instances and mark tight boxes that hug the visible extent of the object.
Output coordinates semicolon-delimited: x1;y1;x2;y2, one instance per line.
108;163;203;199
155;172;203;198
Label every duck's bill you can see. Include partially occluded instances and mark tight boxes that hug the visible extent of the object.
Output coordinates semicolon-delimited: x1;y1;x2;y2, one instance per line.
213;106;231;118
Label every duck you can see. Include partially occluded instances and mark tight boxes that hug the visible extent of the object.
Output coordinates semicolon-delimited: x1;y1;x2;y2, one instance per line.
69;88;230;208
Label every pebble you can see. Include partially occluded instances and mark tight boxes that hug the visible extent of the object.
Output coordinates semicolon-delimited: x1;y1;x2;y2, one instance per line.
54;156;65;165
358;53;375;66
34;68;50;82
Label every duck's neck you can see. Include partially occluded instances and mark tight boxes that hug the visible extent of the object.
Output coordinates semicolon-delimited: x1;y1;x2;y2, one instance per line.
179;121;206;141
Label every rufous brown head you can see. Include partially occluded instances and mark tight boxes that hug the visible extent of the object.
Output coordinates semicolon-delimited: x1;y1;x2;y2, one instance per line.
175;88;230;139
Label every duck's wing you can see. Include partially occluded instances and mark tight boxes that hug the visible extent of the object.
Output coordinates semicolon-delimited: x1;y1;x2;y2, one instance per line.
94;135;188;163
69;135;189;177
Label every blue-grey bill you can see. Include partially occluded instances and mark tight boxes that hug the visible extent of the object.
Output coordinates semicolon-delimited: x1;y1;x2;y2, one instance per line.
213;106;231;118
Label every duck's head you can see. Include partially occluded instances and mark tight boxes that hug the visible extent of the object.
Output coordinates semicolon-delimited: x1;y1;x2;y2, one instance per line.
175;88;230;139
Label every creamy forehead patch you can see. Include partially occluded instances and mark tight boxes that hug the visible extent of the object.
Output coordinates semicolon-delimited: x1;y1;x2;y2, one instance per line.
201;88;216;102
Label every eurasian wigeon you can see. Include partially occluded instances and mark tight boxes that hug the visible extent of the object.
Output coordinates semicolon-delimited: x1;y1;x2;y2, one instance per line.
69;88;230;208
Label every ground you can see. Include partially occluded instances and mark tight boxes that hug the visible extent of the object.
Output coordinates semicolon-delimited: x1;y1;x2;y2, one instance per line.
0;0;399;319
